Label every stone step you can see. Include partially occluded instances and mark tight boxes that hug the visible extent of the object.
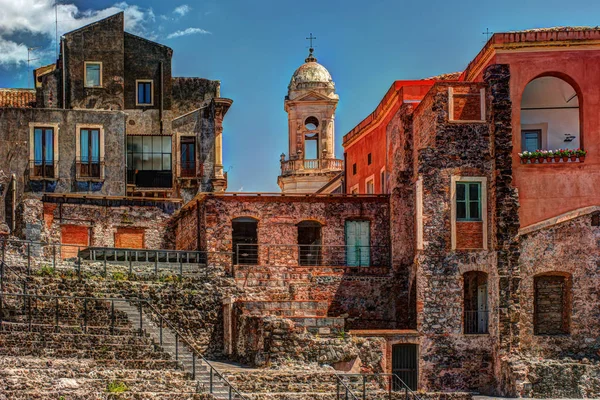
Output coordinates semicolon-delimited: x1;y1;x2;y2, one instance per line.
0;331;151;345
0;346;172;360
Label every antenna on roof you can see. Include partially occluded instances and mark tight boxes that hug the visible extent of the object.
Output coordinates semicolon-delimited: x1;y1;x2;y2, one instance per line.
27;47;40;88
55;0;59;59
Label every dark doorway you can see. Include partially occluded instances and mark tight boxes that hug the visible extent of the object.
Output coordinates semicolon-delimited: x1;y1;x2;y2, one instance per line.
297;221;322;266
232;217;258;265
392;344;418;391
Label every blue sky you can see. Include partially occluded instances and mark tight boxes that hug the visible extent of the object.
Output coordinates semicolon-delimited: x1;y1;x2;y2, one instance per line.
0;0;599;191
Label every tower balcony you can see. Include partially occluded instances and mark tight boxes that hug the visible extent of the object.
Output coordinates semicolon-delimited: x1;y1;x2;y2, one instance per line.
280;158;344;176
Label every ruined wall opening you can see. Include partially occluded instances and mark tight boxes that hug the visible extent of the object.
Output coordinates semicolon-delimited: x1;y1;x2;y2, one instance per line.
297;220;322;266
520;76;581;153
232;217;258;265
463;271;488;334
534;272;572;335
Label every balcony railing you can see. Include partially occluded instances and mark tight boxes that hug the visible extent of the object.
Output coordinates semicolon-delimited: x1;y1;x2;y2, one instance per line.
179;160;196;178
464;310;489;334
127;169;173;188
76;157;104;179
29;160;56;179
234;243;389;268
280;158;344;174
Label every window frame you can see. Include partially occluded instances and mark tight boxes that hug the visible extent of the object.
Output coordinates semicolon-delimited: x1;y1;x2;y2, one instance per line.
76;124;105;180
29;123;59;180
84;62;103;88
380;167;386;194
450;176;488;250
365;174;375;194
136;79;154;106
456;181;482;222
350;184;359;195
179;135;196;178
448;87;486;123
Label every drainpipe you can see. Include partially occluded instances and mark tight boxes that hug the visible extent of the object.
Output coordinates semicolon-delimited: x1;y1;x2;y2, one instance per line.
159;62;164;134
61;37;66;109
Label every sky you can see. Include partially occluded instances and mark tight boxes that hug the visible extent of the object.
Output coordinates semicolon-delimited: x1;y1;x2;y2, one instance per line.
0;0;599;192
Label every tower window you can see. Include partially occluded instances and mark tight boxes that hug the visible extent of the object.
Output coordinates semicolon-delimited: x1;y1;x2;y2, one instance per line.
352;163;357;175
368;153;372;165
305;116;319;130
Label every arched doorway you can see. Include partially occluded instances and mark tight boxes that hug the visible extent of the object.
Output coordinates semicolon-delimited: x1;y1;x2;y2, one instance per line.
232;217;258;265
520;76;581;153
297;220;322;265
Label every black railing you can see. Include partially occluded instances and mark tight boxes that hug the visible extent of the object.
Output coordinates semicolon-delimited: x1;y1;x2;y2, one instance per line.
29;159;56;179
127;169;173;188
464;310;489;334
0;292;247;399
179;161;196;178
336;374;423;400
76;157;104;179
235;244;389;268
0;239;233;279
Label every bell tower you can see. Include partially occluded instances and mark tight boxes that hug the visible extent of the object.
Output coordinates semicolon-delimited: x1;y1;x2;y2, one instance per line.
278;41;343;193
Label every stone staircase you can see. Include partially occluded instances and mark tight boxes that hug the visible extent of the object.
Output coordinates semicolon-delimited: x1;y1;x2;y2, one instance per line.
114;300;245;399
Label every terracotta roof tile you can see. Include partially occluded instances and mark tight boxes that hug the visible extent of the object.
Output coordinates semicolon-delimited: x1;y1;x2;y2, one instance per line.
0;89;36;108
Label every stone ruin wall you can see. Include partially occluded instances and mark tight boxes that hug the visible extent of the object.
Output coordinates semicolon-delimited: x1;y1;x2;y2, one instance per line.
413;80;498;393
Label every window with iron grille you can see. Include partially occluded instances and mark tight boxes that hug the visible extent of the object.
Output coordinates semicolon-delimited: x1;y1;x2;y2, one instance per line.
79;128;101;178
32;127;54;178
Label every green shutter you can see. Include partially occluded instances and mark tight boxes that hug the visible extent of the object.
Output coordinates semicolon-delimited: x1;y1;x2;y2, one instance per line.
457;182;481;221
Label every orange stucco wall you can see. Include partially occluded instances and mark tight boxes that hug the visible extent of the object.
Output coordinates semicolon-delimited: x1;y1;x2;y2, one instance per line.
345;122;387;193
493;49;600;227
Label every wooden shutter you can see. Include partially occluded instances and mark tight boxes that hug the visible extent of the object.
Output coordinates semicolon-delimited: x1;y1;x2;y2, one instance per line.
115;228;145;249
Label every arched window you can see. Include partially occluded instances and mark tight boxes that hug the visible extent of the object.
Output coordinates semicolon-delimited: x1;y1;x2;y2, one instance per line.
232;217;258;265
534;272;572;335
520;76;581;153
297;220;322;266
463;271;488;334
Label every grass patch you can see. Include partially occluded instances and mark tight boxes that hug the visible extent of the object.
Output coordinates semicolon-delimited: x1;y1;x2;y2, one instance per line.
106;380;128;393
36;265;56;277
111;272;128;281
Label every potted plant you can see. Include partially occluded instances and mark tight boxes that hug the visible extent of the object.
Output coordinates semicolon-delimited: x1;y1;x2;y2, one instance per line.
533;150;543;163
553;150;561;163
570;149;578;162
560;149;570;162
543;150;553;163
576;148;587;162
518;151;530;164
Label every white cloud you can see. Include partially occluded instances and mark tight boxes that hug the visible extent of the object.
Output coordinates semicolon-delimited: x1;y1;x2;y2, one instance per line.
173;5;191;17
167;27;211;39
0;0;156;66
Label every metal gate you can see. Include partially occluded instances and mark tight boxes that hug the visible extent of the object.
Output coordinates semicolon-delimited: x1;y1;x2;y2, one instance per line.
392;344;418;391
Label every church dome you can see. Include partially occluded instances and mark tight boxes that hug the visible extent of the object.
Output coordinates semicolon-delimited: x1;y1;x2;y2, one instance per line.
289;52;334;91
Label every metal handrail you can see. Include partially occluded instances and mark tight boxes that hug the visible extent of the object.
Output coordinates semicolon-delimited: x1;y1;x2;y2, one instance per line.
0;292;248;399
335;374;361;400
0;261;28;294
0;238;233;278
235;243;390;268
336;373;423;400
144;302;248;399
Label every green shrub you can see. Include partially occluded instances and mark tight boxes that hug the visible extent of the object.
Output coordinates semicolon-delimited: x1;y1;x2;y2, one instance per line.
36;265;56;277
106;381;128;393
111;272;128;281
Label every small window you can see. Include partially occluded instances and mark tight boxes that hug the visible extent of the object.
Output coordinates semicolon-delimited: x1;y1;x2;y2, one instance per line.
137;80;153;106
352;163;357;175
522;129;541;152
366;178;374;194
380;170;386;193
534;274;571;335
32;127;55;178
180;136;196;177
456;182;481;221
367;153;372;165
84;62;102;87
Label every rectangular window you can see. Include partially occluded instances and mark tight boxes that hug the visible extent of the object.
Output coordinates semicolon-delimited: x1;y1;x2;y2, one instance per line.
33;127;55;178
352;163;357;175
180;136;196;177
79;128;101;178
136;80;153;106
127;135;172;188
522;129;542;152
380;170;386;193
84;62;102;87
367;153;372;165
456;182;481;221
366;178;374;194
